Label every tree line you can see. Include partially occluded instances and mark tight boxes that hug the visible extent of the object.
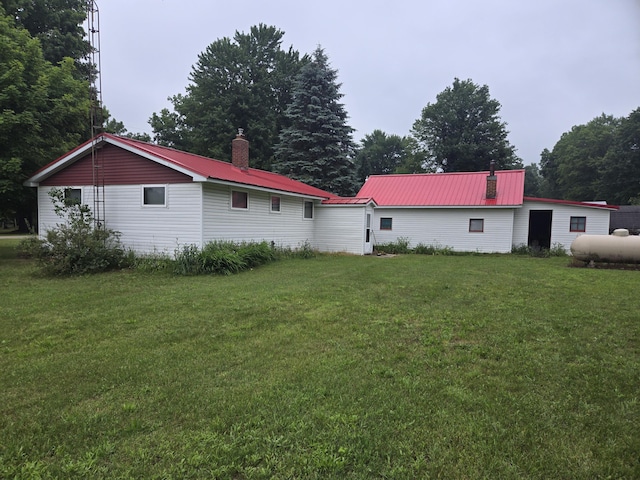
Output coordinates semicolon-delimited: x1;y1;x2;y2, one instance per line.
2;8;639;230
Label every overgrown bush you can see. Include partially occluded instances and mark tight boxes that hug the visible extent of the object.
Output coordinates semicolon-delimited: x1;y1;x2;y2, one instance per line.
375;237;455;255
375;237;412;254
18;189;132;275
413;242;455;255
511;242;569;258
174;240;286;275
133;254;174;273
272;240;317;260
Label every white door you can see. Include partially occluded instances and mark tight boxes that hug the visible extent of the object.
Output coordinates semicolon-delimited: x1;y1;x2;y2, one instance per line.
364;212;373;254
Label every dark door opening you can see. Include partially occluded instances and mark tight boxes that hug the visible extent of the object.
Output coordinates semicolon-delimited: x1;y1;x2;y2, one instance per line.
528;210;552;249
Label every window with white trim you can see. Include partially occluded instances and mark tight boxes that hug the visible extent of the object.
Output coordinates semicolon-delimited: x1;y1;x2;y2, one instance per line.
143;185;166;206
303;201;314;219
231;190;248;209
271;195;281;213
64;188;82;205
469;218;484;232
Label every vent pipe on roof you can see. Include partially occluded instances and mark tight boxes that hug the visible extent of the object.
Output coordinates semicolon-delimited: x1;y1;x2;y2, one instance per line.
486;160;497;199
232;128;249;171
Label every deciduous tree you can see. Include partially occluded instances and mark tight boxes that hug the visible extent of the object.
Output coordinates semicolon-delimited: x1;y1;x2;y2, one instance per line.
0;7;89;228
151;24;306;170
411;78;522;172
1;0;90;74
540;114;619;201
355;130;410;183
599;108;640;204
273;47;358;196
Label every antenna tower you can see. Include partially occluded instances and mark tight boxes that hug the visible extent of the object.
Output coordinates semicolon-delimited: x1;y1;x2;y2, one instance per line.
87;1;105;228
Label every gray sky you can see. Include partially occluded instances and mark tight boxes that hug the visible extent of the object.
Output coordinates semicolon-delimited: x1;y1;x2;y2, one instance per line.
99;0;640;165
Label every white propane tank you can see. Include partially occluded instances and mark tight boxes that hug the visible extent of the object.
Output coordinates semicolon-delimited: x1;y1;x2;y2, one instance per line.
570;229;640;263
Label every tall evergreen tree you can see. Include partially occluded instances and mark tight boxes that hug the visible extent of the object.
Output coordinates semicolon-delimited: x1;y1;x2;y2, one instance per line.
273;47;358;196
150;24;306;171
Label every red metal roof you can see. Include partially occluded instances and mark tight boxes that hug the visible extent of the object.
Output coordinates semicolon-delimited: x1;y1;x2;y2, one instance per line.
356;170;525;207
28;133;337;199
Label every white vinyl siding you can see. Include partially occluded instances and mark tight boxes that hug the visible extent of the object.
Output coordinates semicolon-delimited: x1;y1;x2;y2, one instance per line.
202;183;315;248
38;184;203;255
373;208;515;253
513;200;612;253
314;205;368;255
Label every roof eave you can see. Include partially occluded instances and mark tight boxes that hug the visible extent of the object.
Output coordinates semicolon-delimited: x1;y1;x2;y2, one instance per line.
205;178;331;200
24;137;101;186
24;134;209;186
106;136;208;182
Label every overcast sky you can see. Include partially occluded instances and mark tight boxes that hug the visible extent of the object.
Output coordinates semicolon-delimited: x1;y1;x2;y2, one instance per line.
98;0;640;165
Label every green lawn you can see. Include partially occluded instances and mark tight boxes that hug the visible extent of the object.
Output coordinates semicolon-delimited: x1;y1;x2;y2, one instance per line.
1;239;639;479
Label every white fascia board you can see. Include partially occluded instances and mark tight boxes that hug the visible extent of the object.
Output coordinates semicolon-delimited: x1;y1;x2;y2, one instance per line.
24;139;99;186
205;178;328;200
107;138;208;182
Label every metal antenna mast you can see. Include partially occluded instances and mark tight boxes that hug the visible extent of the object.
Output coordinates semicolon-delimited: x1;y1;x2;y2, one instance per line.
87;0;104;228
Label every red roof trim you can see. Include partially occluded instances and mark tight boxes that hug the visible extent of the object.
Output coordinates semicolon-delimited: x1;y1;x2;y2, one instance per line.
524;197;618;210
26;134;337;199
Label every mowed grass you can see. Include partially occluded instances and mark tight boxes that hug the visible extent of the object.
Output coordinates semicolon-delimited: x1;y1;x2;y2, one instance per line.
1;238;639;479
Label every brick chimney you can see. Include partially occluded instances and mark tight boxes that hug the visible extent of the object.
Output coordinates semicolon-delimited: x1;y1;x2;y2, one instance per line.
232;128;249;170
486;160;497;199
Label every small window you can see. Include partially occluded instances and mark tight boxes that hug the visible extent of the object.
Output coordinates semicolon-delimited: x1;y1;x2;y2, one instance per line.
469;218;484;232
570;216;586;232
380;217;393;230
303;201;314;219
231;190;248;209
143;186;166;206
271;196;281;213
64;188;82;205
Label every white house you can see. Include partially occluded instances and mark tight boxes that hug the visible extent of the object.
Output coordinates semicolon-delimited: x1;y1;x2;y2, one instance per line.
25;134;616;255
356;165;616;253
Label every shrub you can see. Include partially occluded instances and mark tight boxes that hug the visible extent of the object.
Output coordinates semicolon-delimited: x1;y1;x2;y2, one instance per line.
549;242;569;257
19;189;131;275
413;242;455;256
174;244;204;275
511;243;568;258
174;240;282;276
375;237;411;254
511;243;531;255
376;238;455;255
133;254;174;273
272;240;317;260
236;241;276;267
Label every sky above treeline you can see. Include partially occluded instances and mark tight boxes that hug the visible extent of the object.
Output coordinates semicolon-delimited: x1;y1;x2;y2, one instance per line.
98;0;640;165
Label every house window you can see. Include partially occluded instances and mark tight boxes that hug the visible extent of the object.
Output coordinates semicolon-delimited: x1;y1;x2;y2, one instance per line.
64;188;82;205
570;216;586;232
380;217;393;230
143;186;166;206
231;190;248;209
303;201;314;219
271;196;281;213
469;218;484;232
